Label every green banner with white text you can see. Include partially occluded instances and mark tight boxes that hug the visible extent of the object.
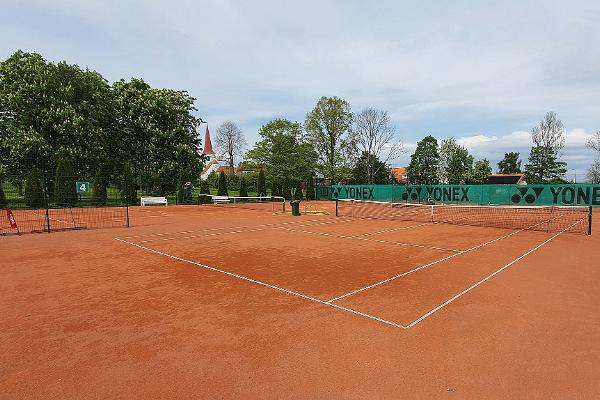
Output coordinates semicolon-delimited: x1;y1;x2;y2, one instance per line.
316;184;600;207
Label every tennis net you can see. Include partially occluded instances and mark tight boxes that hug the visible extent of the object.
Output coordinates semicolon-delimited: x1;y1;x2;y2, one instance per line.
336;199;592;235
199;195;286;213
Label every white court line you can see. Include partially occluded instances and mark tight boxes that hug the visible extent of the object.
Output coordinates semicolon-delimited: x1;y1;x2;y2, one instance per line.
114;238;408;330
326;226;533;303
405;217;585;328
122;217;355;240
275;226;461;253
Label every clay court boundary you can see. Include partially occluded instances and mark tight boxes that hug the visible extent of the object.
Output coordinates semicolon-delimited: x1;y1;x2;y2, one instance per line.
114;217;580;330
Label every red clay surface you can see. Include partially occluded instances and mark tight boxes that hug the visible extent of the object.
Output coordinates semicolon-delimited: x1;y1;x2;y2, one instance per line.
1;202;599;399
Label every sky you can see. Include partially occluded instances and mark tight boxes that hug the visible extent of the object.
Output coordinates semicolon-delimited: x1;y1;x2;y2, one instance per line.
2;0;600;180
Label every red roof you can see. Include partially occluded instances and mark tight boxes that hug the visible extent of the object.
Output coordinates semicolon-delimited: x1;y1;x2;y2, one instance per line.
203;125;214;155
391;167;408;184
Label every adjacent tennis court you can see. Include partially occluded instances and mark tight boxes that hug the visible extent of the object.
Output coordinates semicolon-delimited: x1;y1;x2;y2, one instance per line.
2;200;599;398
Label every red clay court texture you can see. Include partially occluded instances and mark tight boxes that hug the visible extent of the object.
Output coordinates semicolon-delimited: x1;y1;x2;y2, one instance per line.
1;202;599;399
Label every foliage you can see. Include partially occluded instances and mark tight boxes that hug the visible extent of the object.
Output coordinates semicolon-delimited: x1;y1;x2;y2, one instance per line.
239;175;248;197
246;119;317;181
351;152;392;184
54;159;77;206
177;169;192;204
282;177;292;200
24;169;45;208
466;159;492;184
406;135;440;184
271;177;281;197
217;171;228;196
586;161;600;184
198;180;211;204
293;180;303;200
151;174;164;197
92;173;108;206
497;152;522;174
305;176;315;200
0;180;6;208
121;163;137;205
257;169;266;196
304;96;353;181
439;138;473;184
524;146;567;183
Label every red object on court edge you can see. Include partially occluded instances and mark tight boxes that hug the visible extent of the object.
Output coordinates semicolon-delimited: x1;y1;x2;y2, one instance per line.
6;209;18;229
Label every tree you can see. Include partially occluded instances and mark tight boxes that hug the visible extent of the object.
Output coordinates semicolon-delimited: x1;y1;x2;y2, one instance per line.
497;152;522;174
24;169;45;208
467;159;492;184
524;146;567;183
524;112;566;183
0;178;6;208
305;96;353;181
215;121;246;170
586;161;600;183
92;172;108;206
305;176;315;200
585;130;600;153
198;180;211;204
246;119;317;180
352;152;392;184
239;175;248;197
177;169;192;204
54;159;77;206
257;170;266;196
351;108;403;184
293;180;303;200
271;178;280;197
121;163;137;205
406;135;440;184
439;138;473;184
217;171;228;196
282;177;292;200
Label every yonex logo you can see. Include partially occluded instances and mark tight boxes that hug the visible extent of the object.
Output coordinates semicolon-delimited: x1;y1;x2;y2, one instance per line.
511;187;544;204
401;187;423;201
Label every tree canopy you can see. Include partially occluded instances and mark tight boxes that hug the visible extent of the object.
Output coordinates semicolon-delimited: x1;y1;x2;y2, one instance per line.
497;152;522;174
406;135;440;184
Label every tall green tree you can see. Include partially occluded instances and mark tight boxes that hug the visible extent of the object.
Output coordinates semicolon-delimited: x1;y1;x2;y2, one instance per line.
54;159;77;206
524;147;567;183
352;152;392;184
497;152;522;174
246;119;317;180
467;159;492;184
293;180;303;200
217;171;228;196
304;97;353;181
406;135;440;184
257;169;266;196
524;112;567;183
439;138;473;184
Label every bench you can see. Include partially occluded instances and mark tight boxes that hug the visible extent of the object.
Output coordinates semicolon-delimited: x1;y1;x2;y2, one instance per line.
211;196;230;204
140;196;168;206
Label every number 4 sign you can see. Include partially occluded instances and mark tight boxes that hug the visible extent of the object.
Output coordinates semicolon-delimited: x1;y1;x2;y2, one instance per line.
76;182;90;193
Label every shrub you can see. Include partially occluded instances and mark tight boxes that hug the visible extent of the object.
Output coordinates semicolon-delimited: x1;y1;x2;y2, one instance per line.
54;159;77;206
217;171;228;196
257;170;266;196
121;164;137;205
92;173;107;206
239;175;248;197
24;169;45;208
198;180;211;203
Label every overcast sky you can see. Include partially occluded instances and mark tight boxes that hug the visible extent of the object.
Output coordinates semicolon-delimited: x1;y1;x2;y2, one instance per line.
3;0;599;179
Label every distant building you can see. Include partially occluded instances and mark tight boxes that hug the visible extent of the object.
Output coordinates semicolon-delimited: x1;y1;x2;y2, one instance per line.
390;167;408;184
486;173;526;185
200;125;221;180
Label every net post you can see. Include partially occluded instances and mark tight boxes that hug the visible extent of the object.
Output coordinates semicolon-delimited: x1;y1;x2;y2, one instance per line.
335;199;339;217
588;206;593;236
126;204;130;228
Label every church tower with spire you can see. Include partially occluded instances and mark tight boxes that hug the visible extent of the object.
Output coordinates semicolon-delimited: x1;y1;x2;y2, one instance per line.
200;125;220;180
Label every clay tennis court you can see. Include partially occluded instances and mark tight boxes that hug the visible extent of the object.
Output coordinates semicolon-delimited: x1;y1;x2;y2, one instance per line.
1;203;599;398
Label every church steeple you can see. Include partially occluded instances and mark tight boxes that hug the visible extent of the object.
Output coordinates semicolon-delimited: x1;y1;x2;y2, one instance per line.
203;125;215;155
